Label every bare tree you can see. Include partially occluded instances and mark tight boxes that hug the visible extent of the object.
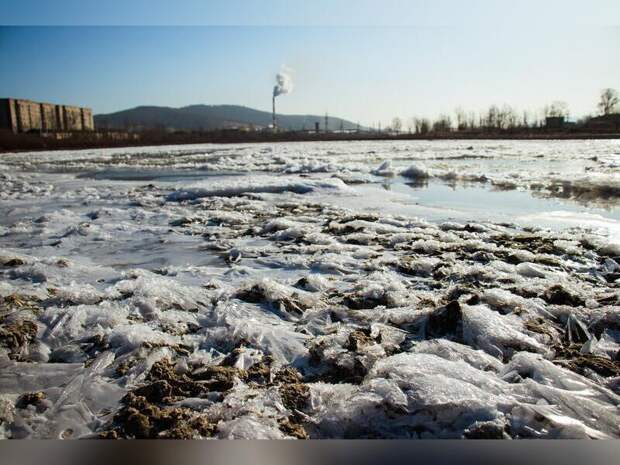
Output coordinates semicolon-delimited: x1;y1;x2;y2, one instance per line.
413;118;431;135
598;88;619;115
486;105;500;129
467;112;478;130
433;114;452;133
545;101;569;118
454;107;467;131
413;118;421;134
501;104;518;129
420;119;431;134
391;117;403;134
522;110;530;129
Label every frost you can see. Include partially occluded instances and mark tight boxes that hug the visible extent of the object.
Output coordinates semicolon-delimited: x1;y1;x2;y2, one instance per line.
462;305;549;359
1;139;620;439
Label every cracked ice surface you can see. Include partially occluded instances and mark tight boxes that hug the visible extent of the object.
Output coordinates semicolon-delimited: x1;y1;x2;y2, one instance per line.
0;140;619;439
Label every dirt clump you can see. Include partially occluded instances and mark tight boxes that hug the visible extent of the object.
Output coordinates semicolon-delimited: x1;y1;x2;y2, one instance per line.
246;356;274;385
106;392;215;439
345;329;374;351
463;421;508;439
143;361;203;399
0;319;38;360
279;383;310;412
343;293;391;310
524;317;559;340
278;417;308;439
2;258;25;267
235;285;310;316
425;301;463;339
1;294;41;314
274;367;303;385
16;392;48;412
192;365;246;392
542;284;585;307
553;344;620;378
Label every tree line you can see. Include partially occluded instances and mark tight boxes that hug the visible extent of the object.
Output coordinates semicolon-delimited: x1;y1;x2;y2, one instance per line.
386;88;619;134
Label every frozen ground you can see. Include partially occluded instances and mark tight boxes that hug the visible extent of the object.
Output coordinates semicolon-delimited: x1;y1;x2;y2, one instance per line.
0;139;619;439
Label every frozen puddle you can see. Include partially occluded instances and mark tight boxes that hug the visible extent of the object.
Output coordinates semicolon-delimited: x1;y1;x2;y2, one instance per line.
341;178;620;228
1;140;620;439
77;168;246;182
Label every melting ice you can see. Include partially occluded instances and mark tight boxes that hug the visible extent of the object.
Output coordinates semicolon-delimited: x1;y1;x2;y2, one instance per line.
0;139;619;439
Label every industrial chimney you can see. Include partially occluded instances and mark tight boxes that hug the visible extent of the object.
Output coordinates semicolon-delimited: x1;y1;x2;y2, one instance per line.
272;94;277;131
272;67;293;133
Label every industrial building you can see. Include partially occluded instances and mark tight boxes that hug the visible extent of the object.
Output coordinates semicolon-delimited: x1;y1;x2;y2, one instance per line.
0;98;94;133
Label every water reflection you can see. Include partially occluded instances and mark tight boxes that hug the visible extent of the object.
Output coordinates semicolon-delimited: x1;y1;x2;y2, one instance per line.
370;176;620;221
404;178;430;190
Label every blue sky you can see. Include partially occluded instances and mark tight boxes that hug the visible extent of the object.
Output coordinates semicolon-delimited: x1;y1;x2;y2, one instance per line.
1;1;619;125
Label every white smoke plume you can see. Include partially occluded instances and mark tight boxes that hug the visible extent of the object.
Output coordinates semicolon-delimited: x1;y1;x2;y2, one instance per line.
273;66;294;98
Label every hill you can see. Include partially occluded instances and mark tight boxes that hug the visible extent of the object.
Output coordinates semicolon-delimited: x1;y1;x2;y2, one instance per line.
94;104;360;132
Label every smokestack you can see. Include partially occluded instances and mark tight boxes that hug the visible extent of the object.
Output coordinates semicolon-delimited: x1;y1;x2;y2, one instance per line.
272;66;293;132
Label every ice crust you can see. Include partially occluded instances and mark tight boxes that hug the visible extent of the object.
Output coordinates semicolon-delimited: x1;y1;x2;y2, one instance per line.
1;140;619;439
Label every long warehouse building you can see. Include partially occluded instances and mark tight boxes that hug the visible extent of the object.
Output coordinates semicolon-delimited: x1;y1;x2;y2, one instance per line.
0;98;94;133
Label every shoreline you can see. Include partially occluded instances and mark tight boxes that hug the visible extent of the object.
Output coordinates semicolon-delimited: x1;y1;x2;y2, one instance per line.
1;131;620;153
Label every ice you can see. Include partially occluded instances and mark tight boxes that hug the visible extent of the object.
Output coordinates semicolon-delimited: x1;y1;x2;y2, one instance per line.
600;241;620;256
108;324;179;353
1;139;619;439
371;160;397;177
166;176;351;201
516;262;549;279
482;288;553;319
505;353;620;437
41;301;129;349
400;163;429;179
216;416;287;439
411;339;504;373
201;301;310;364
462;304;549;359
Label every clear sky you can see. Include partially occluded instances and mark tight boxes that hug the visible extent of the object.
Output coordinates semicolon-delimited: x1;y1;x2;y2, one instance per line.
1;1;619;125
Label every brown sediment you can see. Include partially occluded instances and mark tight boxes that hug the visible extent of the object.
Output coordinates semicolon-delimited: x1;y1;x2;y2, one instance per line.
463;421;508;439
101;359;244;438
274;367;303;385
425;301;463;339
192;365;247;392
278;417;308;439
0;319;38;360
345;329;374;351
553;344;620;378
542;284;586;307
524;317;560;340
235;284;311;316
246;356;274;385
102;354;315;439
16;392;47;412
1;293;41;313
279;383;310;412
343;292;392;310
107;392;215;439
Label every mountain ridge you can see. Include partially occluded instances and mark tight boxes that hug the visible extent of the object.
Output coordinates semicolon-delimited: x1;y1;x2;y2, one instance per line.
94;104;360;132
